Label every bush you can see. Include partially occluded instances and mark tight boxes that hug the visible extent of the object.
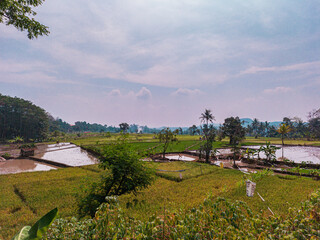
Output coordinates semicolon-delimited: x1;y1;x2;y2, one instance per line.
47;189;320;239
78;134;155;217
1;152;11;159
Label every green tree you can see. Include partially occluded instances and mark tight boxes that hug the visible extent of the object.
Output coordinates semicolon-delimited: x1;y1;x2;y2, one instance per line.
308;108;320;139
277;123;291;158
0;0;49;39
119;122;129;133
157;128;178;158
0;94;49;141
78;135;155;217
200;109;215;127
222;117;246;166
190;125;198;135
199;109;216;163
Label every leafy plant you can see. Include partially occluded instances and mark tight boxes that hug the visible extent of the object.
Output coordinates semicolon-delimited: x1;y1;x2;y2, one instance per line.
11;208;58;240
157;128;179;158
19;143;36;149
78;134;155;217
259;142;280;164
1;152;11;159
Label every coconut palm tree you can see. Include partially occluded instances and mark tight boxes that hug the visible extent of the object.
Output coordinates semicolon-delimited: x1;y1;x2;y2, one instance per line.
199;109;216;163
200;109;215;126
277;123;291;158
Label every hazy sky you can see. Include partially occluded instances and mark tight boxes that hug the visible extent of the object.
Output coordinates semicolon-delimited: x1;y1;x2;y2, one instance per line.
1;0;319;127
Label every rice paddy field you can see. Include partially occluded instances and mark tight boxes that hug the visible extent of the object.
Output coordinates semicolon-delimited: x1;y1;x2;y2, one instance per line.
1;134;320;239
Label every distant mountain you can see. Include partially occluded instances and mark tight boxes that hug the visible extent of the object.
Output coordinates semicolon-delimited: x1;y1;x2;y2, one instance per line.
240;118;253;127
240;118;282;128
156;119;283;132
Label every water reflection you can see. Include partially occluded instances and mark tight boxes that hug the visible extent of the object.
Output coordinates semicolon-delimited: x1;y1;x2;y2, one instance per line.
0;159;56;175
244;145;320;164
35;143;98;167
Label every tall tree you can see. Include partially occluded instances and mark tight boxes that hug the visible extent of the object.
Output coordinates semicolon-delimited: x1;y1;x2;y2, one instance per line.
200;109;215;126
222;117;246;166
308;108;320;139
277;123;291;158
188;125;198;135
78;135;155;217
157;128;178;158
0;94;49;141
199;109;216;163
251;118;260;138
119;123;129;133
0;0;49;39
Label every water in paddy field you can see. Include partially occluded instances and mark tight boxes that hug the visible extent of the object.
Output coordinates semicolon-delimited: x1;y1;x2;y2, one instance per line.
35;142;99;167
166;155;196;161
244;145;320;164
0;159;56;175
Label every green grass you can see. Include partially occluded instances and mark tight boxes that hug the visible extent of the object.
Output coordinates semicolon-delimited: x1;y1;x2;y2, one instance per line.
119;166;243;220
2;134;320;239
243;136;320;146
1;161;320;239
222;174;320;215
152;161;221;181
0;166;102;239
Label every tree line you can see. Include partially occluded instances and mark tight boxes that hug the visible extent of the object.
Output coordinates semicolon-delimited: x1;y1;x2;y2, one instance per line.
0;94;48;141
1;93;319;142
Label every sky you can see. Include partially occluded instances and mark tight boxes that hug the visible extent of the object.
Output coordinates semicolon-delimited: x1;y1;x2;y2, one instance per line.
0;0;319;127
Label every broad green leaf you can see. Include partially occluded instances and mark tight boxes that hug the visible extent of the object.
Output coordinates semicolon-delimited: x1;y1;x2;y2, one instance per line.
11;226;31;240
28;208;58;239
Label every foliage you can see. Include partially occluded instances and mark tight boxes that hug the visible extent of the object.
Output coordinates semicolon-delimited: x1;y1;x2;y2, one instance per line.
0;94;49;141
45;190;320;239
222;116;246;146
119;122;129;133
8;136;24;143
12;208;58;240
1;152;11;159
157;128;179;158
0;0;49;39
243;147;257;161
19;143;36;149
199;109;216;163
277;123;291;144
308;108;320;139
259;142;280;164
1;157;320;238
78;135;155;217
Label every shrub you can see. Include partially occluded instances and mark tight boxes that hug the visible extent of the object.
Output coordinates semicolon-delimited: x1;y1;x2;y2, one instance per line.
78;134;155;217
46;190;320;239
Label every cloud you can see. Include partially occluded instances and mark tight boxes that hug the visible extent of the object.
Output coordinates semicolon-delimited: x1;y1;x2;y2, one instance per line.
171;88;203;97
136;87;152;100
264;86;293;94
240;61;320;75
108;87;152;100
109;89;121;97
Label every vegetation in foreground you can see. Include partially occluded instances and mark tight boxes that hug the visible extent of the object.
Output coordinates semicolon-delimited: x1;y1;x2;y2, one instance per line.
43;189;320;239
1;160;320;239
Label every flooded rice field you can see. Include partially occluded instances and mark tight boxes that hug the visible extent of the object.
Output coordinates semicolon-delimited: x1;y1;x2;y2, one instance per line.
166;154;196;161
0;159;56;175
34;143;99;167
0;142;99;175
244;145;320;164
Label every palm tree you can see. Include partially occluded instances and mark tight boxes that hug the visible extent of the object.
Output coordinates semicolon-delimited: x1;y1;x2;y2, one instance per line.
199;109;216;163
277;123;291;158
265;121;270;137
200;109;215;126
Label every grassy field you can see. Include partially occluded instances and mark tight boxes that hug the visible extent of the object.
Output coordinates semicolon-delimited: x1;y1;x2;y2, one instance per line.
1;134;320;239
0;165;102;239
1;160;320;239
